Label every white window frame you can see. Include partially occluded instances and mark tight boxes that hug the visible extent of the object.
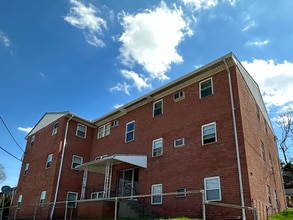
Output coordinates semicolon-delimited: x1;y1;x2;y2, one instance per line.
24;163;29;176
76;123;87;138
153;100;163;117
46;154;53;169
125;121;135;143
204;176;221;201
98;123;111;139
30;135;35;146
152;138;163;157
52;122;58;135
39;191;46;207
151;184;162;205
17;195;22;208
174;138;185;147
202;122;217;145
66;192;78;208
199;78;213;98
173;91;185;101
267;185;272;205
71;155;83;169
91;191;104;199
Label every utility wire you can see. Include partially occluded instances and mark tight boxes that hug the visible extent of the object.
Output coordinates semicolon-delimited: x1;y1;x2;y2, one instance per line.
0;116;24;153
0;146;22;162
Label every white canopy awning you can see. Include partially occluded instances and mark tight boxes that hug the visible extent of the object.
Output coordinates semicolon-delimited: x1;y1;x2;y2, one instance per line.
76;154;147;173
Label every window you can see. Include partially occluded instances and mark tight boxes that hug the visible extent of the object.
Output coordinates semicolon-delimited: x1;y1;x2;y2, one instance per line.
267;185;272;205
174;91;185;101
152;138;163;157
176;188;187;197
202;122;217;145
125;121;135;142
153;100;163;117
269;152;273;168
274;190;279;208
17;195;22;208
204;176;221;201
261;142;266;161
98;123;111;139
30;135;35;146
52;122;58;135
151;184;162;204
76;124;87;138
66;192;78;208
39;191;46;207
174;138;185;147
23;163;29;176
111;120;119;127
200;78;213;98
72;155;83;169
91;191;104;199
46;154;53;169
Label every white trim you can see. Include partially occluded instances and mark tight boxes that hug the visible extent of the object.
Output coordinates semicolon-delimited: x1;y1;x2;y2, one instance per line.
151;184;162;205
199;77;213;99
153;99;163;117
201;122;217;145
72;155;83;169
76;123;87;138
152;138;163;157
204;176;221;201
125;120;135;143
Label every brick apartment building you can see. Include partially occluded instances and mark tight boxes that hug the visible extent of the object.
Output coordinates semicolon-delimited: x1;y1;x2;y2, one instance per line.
12;53;285;220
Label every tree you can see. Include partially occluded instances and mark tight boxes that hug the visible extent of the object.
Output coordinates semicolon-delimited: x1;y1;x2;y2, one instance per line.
276;107;293;166
0;164;6;183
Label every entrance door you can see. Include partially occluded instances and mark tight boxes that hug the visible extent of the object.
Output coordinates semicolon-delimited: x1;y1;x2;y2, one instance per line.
117;168;138;197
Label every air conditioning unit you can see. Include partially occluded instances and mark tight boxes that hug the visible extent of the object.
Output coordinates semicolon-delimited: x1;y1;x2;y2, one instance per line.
174;138;185;147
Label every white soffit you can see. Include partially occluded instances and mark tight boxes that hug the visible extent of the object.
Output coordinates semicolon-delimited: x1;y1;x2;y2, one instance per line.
76;154;147;173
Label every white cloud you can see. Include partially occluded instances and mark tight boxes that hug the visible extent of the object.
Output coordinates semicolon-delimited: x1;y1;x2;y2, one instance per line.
64;0;107;47
245;39;269;47
242;20;255;32
114;104;124;109
109;82;130;96
182;0;218;10
120;69;151;91
118;1;192;81
242;59;293;107
0;31;10;47
18;127;33;133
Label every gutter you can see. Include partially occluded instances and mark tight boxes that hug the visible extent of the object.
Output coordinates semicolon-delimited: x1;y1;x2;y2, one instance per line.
50;114;74;220
223;59;246;220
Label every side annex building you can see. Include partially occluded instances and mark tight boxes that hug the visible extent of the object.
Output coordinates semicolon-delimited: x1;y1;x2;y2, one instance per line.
13;53;286;220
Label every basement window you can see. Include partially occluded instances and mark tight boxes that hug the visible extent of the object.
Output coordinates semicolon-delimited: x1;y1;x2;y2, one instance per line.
176;188;187;197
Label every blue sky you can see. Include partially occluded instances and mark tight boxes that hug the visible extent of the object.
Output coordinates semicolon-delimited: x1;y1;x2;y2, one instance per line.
1;0;293;188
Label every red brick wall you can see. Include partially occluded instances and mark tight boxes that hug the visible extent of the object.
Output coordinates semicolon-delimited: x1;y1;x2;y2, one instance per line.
234;66;286;216
88;69;247;218
13;116;93;219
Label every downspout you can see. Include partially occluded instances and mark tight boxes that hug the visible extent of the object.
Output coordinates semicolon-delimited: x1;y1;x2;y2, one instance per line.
50;115;74;220
223;59;246;220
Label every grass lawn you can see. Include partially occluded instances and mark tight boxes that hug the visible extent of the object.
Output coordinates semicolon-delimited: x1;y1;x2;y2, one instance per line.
269;209;293;219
